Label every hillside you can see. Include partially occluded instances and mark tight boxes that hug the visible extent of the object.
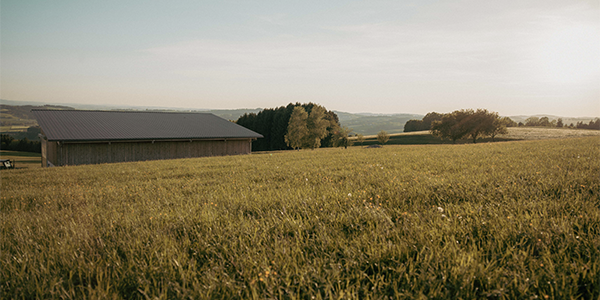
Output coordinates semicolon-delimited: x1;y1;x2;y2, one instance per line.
2;100;598;136
0;104;74;130
334;112;423;135
1;137;598;298
0;103;260;133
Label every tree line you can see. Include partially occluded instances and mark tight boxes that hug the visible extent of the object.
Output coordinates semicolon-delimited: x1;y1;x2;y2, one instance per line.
1;134;41;153
242;105;599;150
523;116;599;129
406;113;599;132
236;103;344;151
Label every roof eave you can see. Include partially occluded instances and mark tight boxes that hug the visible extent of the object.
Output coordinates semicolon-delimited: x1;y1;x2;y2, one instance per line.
48;136;262;143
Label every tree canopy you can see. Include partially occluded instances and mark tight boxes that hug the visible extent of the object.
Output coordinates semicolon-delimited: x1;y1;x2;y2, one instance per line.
377;130;390;145
355;134;365;146
284;107;309;150
332;127;354;149
430;109;508;143
404;112;443;132
304;105;330;149
236;103;341;151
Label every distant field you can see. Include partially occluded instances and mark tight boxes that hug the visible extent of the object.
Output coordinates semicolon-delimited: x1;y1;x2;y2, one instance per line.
0;126;31;132
0;150;41;169
1;137;598;299
354;127;600;146
502;127;600;140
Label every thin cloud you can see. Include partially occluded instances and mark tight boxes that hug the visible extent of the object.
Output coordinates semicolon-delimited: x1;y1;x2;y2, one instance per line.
144;20;529;84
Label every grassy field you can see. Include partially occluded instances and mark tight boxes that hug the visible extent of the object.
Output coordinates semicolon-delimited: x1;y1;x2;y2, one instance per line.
1;137;599;299
0;150;41;169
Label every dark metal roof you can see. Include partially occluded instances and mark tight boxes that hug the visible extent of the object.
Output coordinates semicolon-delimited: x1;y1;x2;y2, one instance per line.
31;109;263;142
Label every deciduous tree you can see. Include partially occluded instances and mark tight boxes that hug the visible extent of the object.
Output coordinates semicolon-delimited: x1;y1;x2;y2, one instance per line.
333;127;353;149
525;117;540;127
465;109;490;143
431;109;508;143
485;111;508;142
304;105;329;149
377;130;390;145
431;110;471;143
356;134;365;146
237;103;341;151
284;106;308;150
403;119;423;132
501;117;517;127
538;116;551;127
404;112;443;132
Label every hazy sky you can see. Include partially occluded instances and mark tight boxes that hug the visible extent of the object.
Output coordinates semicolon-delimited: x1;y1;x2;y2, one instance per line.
1;0;598;116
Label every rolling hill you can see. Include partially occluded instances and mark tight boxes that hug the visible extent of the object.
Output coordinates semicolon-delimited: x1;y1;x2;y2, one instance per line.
1;99;598;136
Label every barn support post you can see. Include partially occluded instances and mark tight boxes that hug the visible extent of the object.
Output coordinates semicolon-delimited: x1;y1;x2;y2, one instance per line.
39;133;47;167
58;141;63;166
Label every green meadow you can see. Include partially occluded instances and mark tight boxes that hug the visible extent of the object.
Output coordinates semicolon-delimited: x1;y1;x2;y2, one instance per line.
1;137;599;299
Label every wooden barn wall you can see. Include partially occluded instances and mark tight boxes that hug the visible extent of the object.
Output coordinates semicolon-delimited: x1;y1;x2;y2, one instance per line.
40;138;47;167
45;141;59;167
55;139;251;166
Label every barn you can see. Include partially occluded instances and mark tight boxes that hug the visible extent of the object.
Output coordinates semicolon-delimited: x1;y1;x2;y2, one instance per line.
32;109;263;167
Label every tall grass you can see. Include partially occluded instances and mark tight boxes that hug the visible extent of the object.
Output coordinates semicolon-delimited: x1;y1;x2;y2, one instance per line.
1;137;599;299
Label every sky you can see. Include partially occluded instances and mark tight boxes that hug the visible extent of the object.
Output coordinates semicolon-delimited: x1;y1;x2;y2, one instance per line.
1;0;599;117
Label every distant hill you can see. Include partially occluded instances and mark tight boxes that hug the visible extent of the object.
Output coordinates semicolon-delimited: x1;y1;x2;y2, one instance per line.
2;99;597;136
0;99;201;112
201;109;263;121
1;99;261;123
334;112;423;135
1;104;75;128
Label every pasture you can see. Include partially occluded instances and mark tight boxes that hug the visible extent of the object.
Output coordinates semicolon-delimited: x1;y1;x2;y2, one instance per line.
0;150;42;169
1;137;598;299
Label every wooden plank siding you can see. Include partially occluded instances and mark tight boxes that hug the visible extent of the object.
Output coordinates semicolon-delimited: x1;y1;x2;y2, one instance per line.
46;139;252;166
44;140;59;167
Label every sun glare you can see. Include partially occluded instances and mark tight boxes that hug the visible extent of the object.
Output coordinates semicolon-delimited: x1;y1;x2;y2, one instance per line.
537;24;599;84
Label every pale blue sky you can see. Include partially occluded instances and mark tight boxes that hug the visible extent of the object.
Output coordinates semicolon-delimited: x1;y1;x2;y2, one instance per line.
1;0;598;116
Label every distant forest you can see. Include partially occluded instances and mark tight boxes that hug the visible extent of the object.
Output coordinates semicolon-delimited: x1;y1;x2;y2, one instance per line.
1;133;41;153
